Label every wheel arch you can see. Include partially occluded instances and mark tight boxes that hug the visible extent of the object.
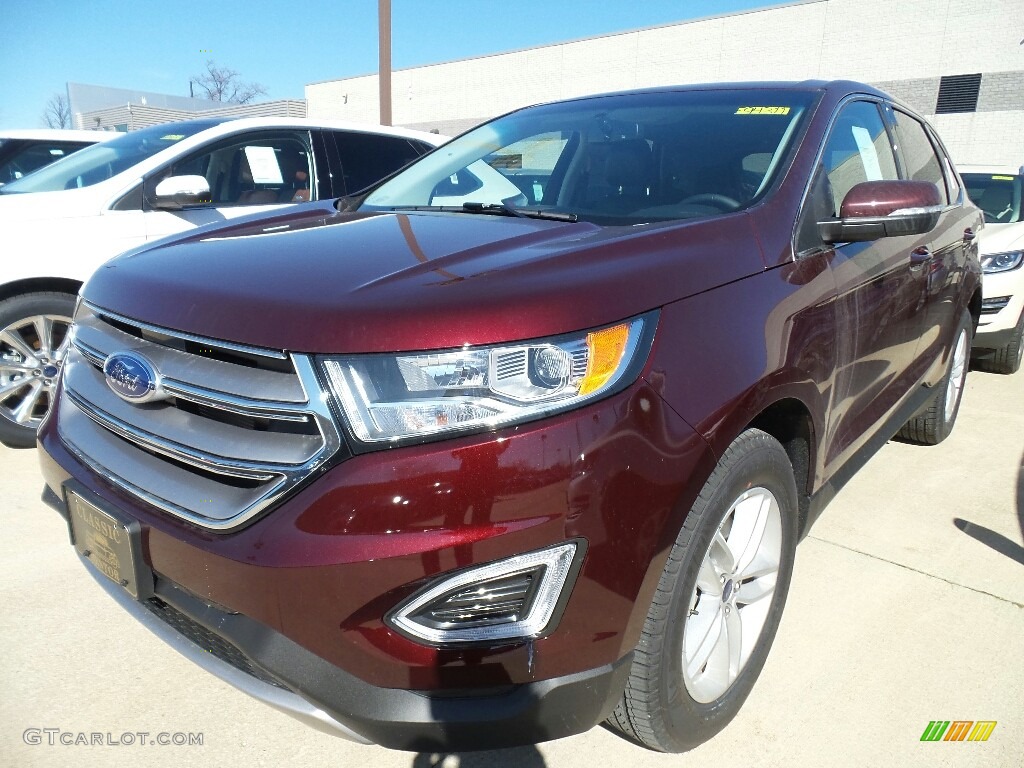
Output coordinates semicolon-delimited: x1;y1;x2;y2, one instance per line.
746;397;817;537
0;277;83;305
967;287;982;335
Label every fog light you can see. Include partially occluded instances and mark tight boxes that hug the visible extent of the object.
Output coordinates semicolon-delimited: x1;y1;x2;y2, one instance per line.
387;542;582;644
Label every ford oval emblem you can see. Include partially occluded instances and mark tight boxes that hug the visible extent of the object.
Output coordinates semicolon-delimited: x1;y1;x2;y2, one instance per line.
103;352;165;403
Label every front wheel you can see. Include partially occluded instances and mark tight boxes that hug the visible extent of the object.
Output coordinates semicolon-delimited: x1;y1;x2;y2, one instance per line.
0;291;77;449
607;428;798;752
896;309;972;446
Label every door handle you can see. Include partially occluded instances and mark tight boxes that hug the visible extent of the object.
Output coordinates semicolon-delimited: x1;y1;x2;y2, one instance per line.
963;228;976;242
909;246;932;271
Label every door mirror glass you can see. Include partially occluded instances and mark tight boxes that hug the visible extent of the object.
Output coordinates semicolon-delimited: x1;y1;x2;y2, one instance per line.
151;175;211;210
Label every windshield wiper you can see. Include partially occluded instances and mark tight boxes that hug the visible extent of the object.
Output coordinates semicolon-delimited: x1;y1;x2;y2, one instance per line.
384;203;578;222
461;202;579;222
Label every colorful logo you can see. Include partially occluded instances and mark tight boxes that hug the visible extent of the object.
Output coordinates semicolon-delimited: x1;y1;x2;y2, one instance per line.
920;721;997;742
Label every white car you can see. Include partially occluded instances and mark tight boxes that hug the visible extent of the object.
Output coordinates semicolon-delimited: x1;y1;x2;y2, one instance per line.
0;128;119;186
961;165;1024;374
0;117;446;447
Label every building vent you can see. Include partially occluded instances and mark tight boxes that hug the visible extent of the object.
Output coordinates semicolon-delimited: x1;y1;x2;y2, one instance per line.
935;74;982;114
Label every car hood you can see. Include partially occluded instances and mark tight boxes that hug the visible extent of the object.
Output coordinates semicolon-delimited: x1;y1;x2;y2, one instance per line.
82;207;766;353
976;221;1024;253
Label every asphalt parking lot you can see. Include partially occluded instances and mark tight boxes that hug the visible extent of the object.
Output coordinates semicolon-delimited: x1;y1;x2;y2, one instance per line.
1;369;1021;768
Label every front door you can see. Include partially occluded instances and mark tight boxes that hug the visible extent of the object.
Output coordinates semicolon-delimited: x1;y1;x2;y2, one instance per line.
142;130;315;243
807;100;931;474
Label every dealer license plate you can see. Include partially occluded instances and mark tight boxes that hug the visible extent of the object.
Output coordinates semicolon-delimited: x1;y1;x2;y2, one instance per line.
67;489;148;599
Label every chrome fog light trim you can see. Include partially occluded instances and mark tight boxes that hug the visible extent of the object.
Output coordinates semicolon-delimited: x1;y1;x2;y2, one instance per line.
388;542;582;645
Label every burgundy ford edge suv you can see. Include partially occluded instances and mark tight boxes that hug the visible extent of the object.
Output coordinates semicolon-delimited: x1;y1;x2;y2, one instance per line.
37;81;982;752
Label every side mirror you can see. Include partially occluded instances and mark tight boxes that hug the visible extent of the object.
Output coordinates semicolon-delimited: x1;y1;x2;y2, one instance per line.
151;175;212;210
818;180;942;243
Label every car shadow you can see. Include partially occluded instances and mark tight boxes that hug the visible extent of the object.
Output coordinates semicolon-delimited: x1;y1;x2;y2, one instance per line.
1019;450;1024;551
411;745;547;768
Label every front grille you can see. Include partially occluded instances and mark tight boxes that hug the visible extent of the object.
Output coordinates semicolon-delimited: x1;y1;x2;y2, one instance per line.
59;302;342;530
981;296;1011;314
143;598;289;689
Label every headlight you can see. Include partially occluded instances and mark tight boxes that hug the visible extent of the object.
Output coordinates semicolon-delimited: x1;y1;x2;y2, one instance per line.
981;250;1023;274
319;313;655;445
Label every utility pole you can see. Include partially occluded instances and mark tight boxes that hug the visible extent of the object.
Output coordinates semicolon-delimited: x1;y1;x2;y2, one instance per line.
378;0;392;126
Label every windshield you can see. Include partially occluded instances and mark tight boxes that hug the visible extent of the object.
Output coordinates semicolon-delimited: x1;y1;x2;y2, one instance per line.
0;138;97;186
0;120;219;194
962;172;1023;224
362;89;817;225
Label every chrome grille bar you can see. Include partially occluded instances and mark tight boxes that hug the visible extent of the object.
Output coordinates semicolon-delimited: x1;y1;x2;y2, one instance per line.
59;304;342;530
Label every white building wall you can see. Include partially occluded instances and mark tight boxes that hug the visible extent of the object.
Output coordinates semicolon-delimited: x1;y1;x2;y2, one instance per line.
306;0;1023;161
934;111;1024;166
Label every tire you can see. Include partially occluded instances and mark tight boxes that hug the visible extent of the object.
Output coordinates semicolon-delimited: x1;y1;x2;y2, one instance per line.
0;291;77;449
896;309;971;446
973;310;1023;376
607;429;798;752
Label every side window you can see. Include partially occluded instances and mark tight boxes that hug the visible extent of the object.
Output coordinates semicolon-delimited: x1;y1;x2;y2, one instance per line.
332;132;425;194
932;131;962;205
892;111;947;204
795;101;899;254
145;131;313;208
821;101;899;216
941;155;962;204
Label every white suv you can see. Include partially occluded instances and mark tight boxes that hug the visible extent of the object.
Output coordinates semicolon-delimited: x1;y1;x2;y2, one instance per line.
961;165;1024;374
0;117;446;447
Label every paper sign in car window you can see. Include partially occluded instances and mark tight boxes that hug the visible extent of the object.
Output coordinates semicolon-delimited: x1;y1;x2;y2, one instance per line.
244;146;284;184
735;106;791;115
991;175;1014;181
161;134;185;141
850;126;884;181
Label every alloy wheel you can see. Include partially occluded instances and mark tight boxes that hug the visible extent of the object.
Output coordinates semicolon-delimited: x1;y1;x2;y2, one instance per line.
943;328;967;423
682;487;782;703
0;313;73;430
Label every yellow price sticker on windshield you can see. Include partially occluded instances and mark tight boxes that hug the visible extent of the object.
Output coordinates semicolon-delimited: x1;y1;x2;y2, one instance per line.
735;106;791;115
991;175;1014;181
161;134;186;141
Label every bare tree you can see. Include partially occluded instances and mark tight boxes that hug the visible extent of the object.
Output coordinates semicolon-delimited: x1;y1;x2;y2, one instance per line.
190;60;268;104
42;93;71;129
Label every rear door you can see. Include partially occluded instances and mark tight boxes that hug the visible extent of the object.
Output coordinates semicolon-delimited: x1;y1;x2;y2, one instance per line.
887;105;978;372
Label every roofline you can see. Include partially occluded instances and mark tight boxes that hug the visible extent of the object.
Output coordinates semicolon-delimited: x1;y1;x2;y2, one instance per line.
115;116;445;142
186;116;447;142
494;79;846;113
0;128;123;140
307;0;823;86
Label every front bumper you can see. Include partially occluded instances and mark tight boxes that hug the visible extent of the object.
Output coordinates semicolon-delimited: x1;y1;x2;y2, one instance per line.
974;269;1024;346
59;527;631;750
38;375;712;749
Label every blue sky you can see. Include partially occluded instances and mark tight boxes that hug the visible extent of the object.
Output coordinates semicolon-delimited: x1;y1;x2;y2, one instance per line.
0;0;786;129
